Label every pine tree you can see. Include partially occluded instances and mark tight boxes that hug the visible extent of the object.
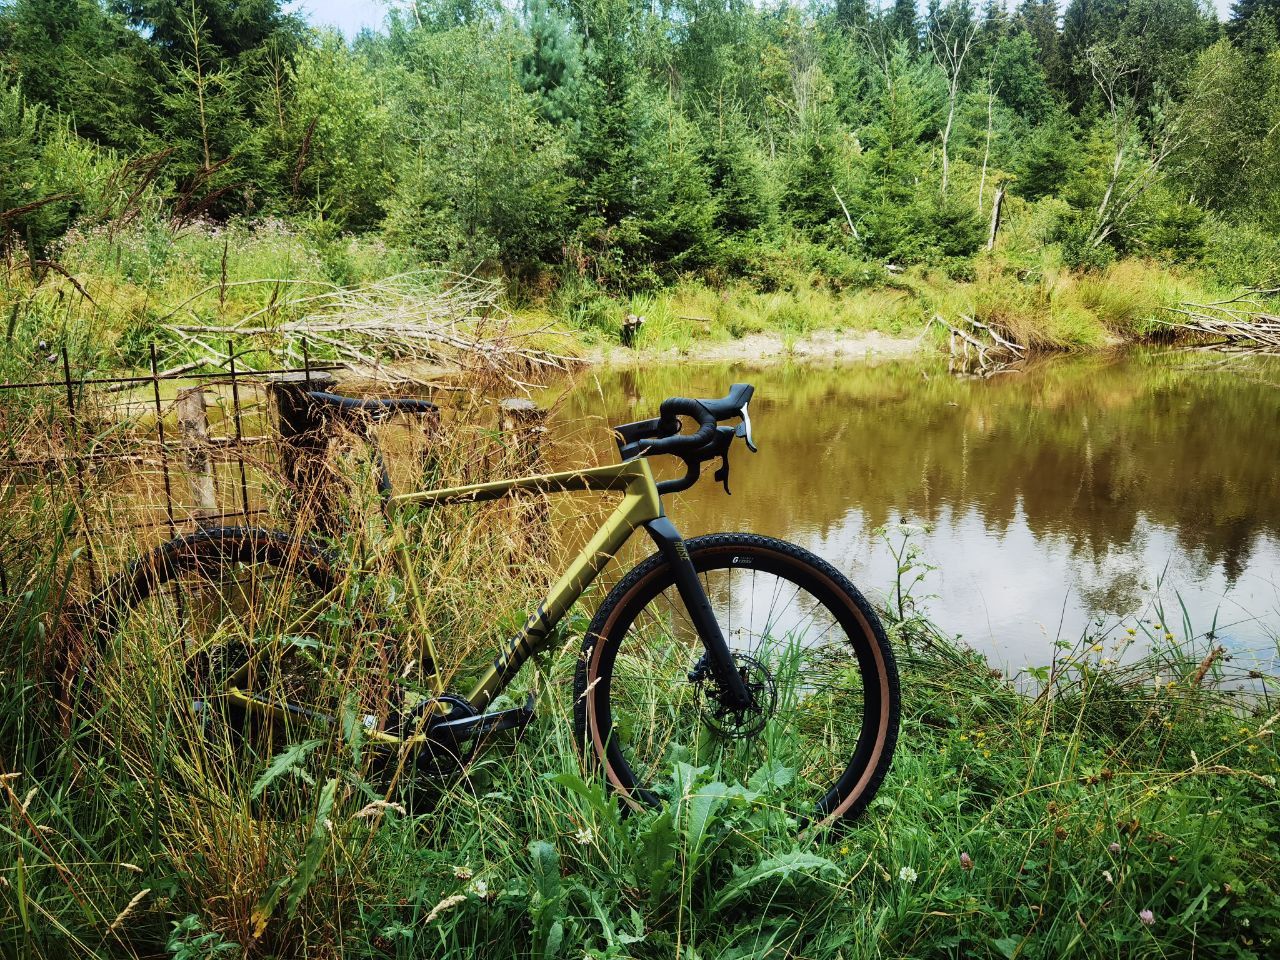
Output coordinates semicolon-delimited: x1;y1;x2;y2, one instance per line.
521;0;585;126
1231;0;1280;40
0;0;151;149
836;0;870;31
1016;0;1064;93
111;0;300;60
885;0;920;50
151;3;251;217
700;105;775;235
1060;0;1125;109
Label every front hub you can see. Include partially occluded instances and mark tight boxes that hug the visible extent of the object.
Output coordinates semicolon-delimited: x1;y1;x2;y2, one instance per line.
697;653;777;739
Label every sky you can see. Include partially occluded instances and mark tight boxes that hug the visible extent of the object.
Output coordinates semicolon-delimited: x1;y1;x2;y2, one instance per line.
287;0;1238;40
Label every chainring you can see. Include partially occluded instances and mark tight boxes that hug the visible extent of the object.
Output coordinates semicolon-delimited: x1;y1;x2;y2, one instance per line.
399;693;479;780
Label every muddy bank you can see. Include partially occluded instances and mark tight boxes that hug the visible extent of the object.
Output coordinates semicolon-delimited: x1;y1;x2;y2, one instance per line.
584;328;925;366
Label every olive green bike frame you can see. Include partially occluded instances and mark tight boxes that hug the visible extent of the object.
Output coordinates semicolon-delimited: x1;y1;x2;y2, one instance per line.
387;457;664;716
222;453;753;748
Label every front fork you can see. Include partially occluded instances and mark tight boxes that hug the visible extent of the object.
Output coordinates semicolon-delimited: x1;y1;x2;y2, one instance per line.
643;517;753;710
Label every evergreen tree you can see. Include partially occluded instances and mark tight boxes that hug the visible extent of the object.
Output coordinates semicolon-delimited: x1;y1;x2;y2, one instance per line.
885;0;920;50
571;0;716;276
700;105;775;236
381;20;572;273
1016;0;1065;92
521;0;585;126
836;0;870;31
1231;0;1280;40
1060;0;1125;109
988;30;1056;121
151;3;253;216
1012;108;1081;198
780;64;856;237
0;0;152;150
111;0;300;61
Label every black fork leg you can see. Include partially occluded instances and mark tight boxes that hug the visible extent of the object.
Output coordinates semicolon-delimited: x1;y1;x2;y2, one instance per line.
644;517;752;709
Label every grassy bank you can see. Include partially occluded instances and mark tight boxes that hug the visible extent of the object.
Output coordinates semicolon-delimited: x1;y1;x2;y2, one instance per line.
0;402;1276;957
0;218;1265;383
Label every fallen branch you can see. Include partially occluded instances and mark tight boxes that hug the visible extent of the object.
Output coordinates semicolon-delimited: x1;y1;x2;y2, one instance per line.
933;313;1026;376
161;271;579;386
1157;300;1280;350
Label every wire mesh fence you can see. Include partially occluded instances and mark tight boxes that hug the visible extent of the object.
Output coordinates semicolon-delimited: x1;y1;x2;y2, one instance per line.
0;340;360;597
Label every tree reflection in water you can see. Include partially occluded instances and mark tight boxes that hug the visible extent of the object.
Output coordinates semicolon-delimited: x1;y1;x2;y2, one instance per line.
549;350;1280;670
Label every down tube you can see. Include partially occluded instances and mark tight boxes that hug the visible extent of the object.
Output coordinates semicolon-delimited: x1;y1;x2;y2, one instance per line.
466;490;658;712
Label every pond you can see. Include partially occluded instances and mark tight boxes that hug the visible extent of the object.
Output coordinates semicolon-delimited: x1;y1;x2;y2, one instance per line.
548;349;1280;674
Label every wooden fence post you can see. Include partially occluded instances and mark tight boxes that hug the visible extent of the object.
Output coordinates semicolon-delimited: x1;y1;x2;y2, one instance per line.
986;185;1005;252
176;386;217;525
499;397;546;472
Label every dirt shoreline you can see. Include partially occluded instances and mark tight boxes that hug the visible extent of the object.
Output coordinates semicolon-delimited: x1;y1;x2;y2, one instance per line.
584;328;927;366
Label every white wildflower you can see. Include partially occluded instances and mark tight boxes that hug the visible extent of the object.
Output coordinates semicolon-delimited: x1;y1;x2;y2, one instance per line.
898;866;918;883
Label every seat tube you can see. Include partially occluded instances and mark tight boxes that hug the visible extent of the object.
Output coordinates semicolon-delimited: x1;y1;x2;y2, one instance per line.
644;517;752;708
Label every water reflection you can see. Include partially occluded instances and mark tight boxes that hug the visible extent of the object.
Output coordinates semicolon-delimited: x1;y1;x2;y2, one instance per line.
549;350;1280;670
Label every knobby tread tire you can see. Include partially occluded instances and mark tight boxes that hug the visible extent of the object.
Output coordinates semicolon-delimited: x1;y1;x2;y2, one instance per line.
573;532;900;828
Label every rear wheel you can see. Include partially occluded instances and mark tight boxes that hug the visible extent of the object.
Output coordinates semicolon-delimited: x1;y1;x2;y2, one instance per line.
575;533;899;829
67;528;391;800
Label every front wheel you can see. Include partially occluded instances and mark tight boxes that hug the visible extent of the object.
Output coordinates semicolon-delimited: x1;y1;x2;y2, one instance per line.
574;533;899;829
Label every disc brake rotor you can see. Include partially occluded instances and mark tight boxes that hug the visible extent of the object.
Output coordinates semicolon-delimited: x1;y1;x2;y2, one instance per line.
698;653;777;740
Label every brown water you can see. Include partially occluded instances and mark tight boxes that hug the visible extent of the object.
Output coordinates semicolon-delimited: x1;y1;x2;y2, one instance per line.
549;350;1280;673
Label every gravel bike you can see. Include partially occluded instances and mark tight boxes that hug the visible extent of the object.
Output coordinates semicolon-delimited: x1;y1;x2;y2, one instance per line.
73;384;900;828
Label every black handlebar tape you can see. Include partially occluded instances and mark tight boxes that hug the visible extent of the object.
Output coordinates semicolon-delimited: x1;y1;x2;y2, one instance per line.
644;397;716;454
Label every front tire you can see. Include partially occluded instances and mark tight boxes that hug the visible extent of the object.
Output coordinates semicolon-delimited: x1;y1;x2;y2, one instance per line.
574;533;899;829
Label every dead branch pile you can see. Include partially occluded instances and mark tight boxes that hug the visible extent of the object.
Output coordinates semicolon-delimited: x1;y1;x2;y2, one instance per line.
933;313;1026;375
161;271;578;385
1158;292;1280;352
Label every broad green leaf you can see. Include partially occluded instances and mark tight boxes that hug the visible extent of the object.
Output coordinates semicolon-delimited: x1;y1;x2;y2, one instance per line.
712;852;842;909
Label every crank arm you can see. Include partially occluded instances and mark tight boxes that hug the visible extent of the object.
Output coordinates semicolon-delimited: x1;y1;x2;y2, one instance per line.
426;694;536;746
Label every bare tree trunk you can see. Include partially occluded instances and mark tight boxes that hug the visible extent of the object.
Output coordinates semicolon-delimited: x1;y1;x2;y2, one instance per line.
941;100;955;196
986;185;1005;251
930;21;977;198
833;186;859;240
978;79;996;213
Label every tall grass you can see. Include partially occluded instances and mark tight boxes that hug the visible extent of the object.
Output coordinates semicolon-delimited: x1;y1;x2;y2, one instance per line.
2;395;1277;960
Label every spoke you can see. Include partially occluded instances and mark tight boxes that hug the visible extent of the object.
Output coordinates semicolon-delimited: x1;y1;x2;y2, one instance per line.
605;559;870;821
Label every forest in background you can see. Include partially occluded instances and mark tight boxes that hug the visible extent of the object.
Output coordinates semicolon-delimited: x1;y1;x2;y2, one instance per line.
3;0;1280;322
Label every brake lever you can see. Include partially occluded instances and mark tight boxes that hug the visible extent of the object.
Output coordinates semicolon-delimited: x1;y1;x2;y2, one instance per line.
713;455;731;495
734;402;758;453
706;425;736;495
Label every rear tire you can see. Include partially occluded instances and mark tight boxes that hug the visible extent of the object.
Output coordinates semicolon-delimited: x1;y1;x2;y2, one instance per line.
67;528;355;799
574;533;899;829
